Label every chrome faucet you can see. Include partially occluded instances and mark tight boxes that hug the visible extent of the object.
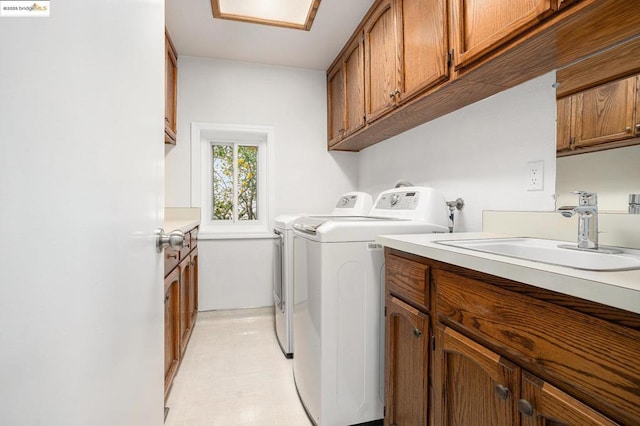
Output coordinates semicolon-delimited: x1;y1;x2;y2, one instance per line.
558;191;599;250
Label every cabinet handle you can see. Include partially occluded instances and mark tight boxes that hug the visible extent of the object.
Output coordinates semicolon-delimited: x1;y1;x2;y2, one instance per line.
518;399;534;417
495;384;510;400
165;295;169;303
413;328;422;338
167;253;178;259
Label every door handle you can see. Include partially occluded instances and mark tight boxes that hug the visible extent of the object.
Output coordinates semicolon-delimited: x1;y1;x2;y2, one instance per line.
155;228;185;253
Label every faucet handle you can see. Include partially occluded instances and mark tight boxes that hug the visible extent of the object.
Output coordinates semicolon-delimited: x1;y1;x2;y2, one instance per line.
570;191;597;206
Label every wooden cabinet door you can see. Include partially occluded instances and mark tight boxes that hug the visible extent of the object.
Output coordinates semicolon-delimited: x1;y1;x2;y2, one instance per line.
635;75;640;137
452;0;555;70
164;268;180;399
343;34;365;137
179;255;192;355
364;0;399;123
557;96;573;152
436;326;519;426
396;0;449;104
385;296;429;426
164;30;177;144
573;76;636;148
189;247;198;325
520;371;617;426
327;62;345;146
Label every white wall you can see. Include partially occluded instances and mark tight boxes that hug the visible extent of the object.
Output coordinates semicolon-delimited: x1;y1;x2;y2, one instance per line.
166;57;359;310
556;144;640;211
358;72;558;231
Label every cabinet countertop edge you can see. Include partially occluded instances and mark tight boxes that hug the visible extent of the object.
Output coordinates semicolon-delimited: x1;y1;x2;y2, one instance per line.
376;232;640;315
164;219;200;234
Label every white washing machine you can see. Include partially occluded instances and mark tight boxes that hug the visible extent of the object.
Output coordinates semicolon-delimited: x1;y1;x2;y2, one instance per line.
291;187;449;426
273;192;373;358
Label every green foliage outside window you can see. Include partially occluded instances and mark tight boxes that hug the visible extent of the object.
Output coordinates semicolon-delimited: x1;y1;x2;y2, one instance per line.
212;144;258;221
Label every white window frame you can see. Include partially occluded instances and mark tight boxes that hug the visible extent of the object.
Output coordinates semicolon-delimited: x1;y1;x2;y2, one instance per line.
191;122;274;239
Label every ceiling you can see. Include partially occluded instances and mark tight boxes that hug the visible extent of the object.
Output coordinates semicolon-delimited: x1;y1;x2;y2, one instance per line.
165;0;375;71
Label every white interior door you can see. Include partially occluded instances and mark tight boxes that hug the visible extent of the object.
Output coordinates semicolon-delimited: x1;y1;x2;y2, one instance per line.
0;1;165;425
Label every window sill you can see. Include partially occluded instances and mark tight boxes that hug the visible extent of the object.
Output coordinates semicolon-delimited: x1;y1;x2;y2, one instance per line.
197;232;277;241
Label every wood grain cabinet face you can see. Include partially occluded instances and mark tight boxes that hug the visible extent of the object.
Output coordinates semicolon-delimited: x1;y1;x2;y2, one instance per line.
556;96;573;152
636;75;640;136
343;35;366;137
164;268;180;400
452;0;555;70
165;30;178;145
364;0;399;123
385;296;430;426
164;226;198;400
327;63;345;146
179;254;193;356
395;0;449;104
520;371;617;426
573;76;636;148
436;326;520;426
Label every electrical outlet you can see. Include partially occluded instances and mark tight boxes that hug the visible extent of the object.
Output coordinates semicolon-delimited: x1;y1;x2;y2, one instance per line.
527;160;544;191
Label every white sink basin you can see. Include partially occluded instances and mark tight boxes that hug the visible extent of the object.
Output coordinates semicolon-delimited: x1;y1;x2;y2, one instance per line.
436;238;640;271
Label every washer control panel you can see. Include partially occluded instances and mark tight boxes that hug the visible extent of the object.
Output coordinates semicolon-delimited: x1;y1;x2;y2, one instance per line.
335;194;360;209
375;191;420;210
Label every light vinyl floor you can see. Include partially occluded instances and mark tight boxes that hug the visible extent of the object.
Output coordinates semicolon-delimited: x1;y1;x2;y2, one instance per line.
165;307;312;426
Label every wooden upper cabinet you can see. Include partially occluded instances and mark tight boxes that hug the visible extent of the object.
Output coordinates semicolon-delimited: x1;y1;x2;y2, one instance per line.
452;0;556;70
327;62;345;146
636;75;640;136
395;0;449;103
556;96;573;152
165;29;178;144
343;35;365;137
436;326;520;426
520;372;617;426
385;296;430;426
364;0;399;123
573;76;636;148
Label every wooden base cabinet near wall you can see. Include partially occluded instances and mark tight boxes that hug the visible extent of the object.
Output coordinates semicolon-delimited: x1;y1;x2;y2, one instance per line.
164;226;198;400
383;248;640;425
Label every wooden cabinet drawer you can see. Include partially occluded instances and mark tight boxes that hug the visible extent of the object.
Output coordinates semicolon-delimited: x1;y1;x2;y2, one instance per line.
164;247;180;276
434;269;640;424
386;253;430;309
179;230;192;259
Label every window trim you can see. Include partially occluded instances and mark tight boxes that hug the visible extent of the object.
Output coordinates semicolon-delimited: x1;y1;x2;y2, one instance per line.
191;122;275;237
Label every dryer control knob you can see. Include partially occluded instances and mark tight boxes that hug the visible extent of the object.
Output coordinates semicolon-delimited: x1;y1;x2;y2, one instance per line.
390;194;400;206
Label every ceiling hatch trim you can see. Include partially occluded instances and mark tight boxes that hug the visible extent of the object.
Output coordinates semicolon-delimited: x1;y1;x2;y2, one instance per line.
210;0;321;31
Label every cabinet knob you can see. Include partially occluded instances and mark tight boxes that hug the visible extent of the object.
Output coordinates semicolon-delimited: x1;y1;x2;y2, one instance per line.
165;295;169;303
413;328;422;338
635;123;640;131
494;384;510;400
625;126;632;132
518;399;534;417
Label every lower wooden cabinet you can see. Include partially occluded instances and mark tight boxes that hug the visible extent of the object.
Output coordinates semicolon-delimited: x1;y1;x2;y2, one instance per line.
383;248;640;426
164;226;198;399
164;268;180;400
435;326;519;426
385;296;430;426
520;371;616;426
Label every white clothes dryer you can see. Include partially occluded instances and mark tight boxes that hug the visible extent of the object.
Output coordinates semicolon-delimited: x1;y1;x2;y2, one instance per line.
291;187;449;426
273;192;373;358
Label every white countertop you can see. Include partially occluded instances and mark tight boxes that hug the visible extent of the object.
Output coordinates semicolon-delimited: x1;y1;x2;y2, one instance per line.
164;207;200;234
376;232;640;315
164;219;200;234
